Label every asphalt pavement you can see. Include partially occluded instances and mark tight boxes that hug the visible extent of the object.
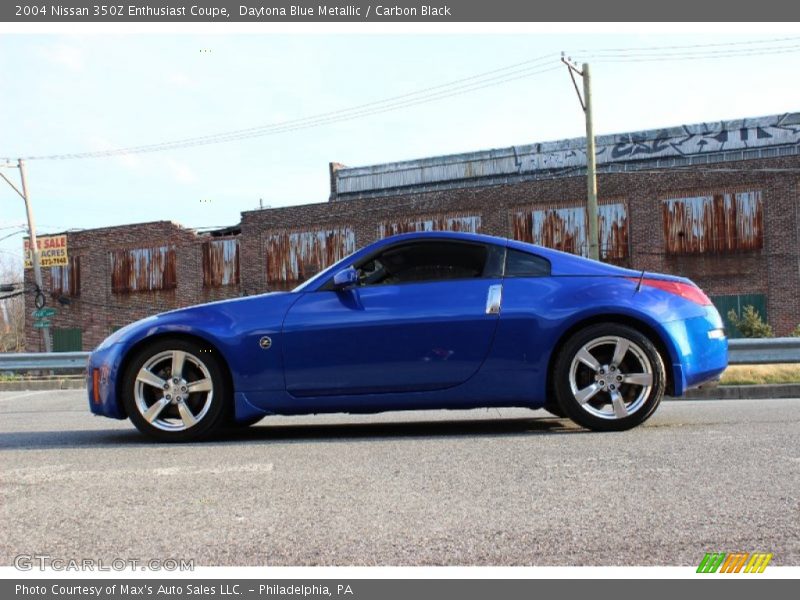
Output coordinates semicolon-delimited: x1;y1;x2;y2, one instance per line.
1;390;798;566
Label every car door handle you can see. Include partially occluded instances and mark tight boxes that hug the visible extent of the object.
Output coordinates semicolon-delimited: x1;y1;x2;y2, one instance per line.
485;284;503;315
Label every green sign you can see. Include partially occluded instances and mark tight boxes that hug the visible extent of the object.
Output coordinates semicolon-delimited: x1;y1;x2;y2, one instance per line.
32;308;57;318
32;320;51;329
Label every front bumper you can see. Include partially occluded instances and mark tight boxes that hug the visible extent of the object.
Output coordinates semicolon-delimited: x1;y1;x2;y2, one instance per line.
87;343;127;419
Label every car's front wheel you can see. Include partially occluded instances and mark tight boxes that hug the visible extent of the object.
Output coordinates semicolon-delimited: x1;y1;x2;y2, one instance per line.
553;324;665;431
122;338;229;442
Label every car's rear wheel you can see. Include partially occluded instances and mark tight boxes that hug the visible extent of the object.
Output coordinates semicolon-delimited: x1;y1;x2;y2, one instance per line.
553;324;665;431
122;338;229;442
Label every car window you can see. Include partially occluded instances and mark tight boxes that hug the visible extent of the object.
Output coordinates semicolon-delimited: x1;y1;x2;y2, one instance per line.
505;248;550;277
357;241;490;286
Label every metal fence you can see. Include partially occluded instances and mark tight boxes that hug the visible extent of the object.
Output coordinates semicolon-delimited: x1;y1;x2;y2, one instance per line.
1;338;799;373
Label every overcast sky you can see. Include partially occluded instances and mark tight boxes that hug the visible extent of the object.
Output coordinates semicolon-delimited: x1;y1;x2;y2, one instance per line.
1;30;800;269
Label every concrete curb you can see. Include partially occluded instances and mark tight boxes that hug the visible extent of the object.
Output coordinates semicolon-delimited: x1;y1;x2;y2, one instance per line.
1;380;799;399
678;383;800;400
0;379;85;392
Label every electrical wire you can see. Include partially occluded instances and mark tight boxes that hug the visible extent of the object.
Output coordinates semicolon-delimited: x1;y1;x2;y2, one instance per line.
568;37;800;63
18;55;561;161
570;35;800;54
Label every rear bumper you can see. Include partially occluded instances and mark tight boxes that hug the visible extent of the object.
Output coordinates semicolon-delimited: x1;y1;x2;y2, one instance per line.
663;307;728;396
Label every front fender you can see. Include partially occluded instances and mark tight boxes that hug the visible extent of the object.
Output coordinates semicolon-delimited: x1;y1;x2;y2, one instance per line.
88;292;302;419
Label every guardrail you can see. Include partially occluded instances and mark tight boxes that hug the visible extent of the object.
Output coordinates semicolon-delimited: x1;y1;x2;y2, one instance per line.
727;338;800;365
0;351;90;371
0;338;799;372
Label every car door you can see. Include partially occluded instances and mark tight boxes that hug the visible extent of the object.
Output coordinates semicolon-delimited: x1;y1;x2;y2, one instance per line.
281;240;504;397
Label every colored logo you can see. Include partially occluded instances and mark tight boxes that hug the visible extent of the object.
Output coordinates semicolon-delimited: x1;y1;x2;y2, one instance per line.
697;552;773;573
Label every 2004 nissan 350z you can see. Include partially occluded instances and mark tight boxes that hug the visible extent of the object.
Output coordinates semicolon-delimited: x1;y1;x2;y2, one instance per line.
88;232;728;441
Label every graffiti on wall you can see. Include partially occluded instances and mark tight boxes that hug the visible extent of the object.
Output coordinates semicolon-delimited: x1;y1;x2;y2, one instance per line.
512;202;629;261
662;190;763;254
377;214;482;238
517;114;800;172
265;228;355;285
336;113;800;195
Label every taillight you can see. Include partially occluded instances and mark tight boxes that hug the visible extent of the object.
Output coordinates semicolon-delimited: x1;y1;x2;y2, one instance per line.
629;278;712;306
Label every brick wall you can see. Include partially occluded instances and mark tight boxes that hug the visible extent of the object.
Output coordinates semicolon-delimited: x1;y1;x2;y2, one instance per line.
25;154;800;350
24;221;242;351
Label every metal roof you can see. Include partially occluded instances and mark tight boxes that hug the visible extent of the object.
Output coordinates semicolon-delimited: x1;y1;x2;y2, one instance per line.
333;112;800;199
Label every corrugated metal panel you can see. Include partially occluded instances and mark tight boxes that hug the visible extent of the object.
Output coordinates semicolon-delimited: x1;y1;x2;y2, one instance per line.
512;202;629;260
662;190;763;254
377;214;482;238
202;238;240;288
335;113;800;195
50;255;80;297
265;228;355;285
110;246;177;293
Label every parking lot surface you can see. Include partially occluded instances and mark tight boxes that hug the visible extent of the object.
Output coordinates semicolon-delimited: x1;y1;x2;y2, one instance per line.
1;390;798;566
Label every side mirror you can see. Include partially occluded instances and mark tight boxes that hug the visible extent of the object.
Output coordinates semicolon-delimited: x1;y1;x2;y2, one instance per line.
332;266;358;290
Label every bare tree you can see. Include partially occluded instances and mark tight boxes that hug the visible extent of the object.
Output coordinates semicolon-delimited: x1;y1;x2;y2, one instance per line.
0;254;25;352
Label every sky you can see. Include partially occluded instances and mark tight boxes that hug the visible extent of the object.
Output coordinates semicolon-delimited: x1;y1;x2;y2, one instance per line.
1;28;800;273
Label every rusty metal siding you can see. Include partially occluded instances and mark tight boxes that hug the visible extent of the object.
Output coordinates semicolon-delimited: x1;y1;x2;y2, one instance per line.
265;228;355;286
202;238;240;288
377;214;482;238
50;255;81;297
511;202;629;260
110;246;177;293
662;190;763;254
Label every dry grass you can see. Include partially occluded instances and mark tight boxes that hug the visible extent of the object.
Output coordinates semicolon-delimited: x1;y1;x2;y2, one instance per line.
721;363;800;385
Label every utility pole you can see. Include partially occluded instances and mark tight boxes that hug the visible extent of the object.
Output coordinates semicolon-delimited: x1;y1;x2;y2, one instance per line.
561;55;600;261
0;159;52;352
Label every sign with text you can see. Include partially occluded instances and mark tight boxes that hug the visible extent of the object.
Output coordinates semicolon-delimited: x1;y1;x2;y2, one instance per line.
23;235;68;269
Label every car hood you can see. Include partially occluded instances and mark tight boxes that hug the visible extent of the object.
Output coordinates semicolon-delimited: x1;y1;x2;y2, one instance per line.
95;291;297;351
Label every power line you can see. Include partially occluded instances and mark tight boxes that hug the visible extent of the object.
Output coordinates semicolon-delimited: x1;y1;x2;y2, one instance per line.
571;35;800;54
16;55;561;161
575;46;800;64
568;39;800;63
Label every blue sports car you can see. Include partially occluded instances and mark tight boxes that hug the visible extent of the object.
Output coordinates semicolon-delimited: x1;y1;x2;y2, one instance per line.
88;231;728;441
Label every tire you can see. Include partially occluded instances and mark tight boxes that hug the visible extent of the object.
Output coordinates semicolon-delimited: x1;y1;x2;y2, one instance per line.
553;324;665;432
121;338;230;442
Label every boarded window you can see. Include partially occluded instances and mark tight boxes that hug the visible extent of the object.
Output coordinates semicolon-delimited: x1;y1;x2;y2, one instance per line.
377;214;482;238
52;328;83;352
110;246;177;293
662;191;763;254
266;228;355;285
51;255;81;297
202;238;240;288
511;202;629;261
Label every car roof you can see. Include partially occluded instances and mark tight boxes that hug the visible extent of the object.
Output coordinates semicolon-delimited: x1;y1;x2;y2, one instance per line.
377;230;510;247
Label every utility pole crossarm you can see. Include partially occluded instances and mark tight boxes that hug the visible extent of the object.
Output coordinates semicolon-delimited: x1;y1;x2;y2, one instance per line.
0;171;25;200
561;56;586;111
